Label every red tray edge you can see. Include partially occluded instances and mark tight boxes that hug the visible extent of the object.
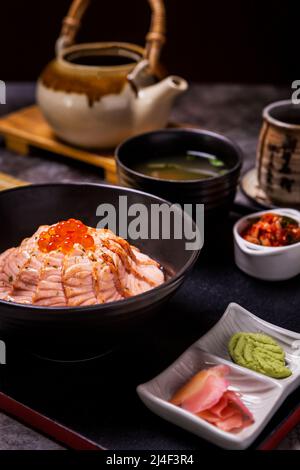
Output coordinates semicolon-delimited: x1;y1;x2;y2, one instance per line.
0;388;299;451
0;392;104;451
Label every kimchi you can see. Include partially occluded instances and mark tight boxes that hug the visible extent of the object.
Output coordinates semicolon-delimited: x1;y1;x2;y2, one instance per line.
242;213;300;247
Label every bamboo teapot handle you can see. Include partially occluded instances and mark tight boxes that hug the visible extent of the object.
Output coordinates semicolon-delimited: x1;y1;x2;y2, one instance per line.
145;0;166;72
56;0;166;73
56;0;90;55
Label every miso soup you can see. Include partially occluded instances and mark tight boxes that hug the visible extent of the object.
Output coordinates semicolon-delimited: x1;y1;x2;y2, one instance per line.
133;151;229;181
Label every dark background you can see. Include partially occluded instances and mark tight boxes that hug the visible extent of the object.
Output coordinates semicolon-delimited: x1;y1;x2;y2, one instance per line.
0;0;298;84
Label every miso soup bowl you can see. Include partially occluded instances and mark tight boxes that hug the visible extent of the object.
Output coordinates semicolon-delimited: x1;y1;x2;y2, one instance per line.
116;129;243;215
233;208;300;281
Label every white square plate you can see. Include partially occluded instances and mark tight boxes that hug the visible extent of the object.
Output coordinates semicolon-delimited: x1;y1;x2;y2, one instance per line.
137;303;300;449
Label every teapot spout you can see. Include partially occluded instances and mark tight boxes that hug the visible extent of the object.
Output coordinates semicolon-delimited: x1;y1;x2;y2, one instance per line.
139;75;188;108
133;73;188;132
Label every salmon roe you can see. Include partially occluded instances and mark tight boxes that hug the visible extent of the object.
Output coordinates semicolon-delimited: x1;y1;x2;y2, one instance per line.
38;219;95;253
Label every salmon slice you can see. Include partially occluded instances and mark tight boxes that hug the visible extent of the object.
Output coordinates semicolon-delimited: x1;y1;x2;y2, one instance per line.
1;227;46;301
0;224;165;306
98;245;134;298
0;248;15;297
7;252;44;305
35;251;66;307
62;246;97;307
94;256;124;303
2;247;30;292
100;243;147;296
131;247;161;267
100;238;161;293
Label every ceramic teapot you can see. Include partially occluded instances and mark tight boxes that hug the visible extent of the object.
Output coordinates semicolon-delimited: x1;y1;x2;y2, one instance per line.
37;0;188;149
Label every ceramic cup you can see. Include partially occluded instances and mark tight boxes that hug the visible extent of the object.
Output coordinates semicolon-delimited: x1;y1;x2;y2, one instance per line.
257;100;300;206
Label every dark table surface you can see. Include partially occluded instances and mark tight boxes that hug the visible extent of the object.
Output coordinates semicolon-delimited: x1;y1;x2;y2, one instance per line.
0;82;298;450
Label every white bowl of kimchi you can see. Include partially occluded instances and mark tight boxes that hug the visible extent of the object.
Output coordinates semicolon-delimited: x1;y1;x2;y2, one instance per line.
233;208;300;281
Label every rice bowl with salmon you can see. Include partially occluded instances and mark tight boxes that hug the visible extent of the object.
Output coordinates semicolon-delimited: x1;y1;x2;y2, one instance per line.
0;218;165;308
0;183;200;358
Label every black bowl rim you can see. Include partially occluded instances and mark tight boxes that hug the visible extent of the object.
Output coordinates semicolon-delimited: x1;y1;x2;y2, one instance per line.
0;182;200;315
119;173;240;195
116;128;243;185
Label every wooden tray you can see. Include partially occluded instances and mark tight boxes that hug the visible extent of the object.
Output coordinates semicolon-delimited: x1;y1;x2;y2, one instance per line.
0;172;28;191
0;106;193;186
0;106;189;185
0;106;118;183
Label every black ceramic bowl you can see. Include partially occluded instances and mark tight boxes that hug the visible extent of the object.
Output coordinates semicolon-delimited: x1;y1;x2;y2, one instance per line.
116;129;243;214
0;183;199;360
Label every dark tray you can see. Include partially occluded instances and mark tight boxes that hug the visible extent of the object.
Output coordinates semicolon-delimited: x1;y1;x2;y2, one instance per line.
0;211;299;450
